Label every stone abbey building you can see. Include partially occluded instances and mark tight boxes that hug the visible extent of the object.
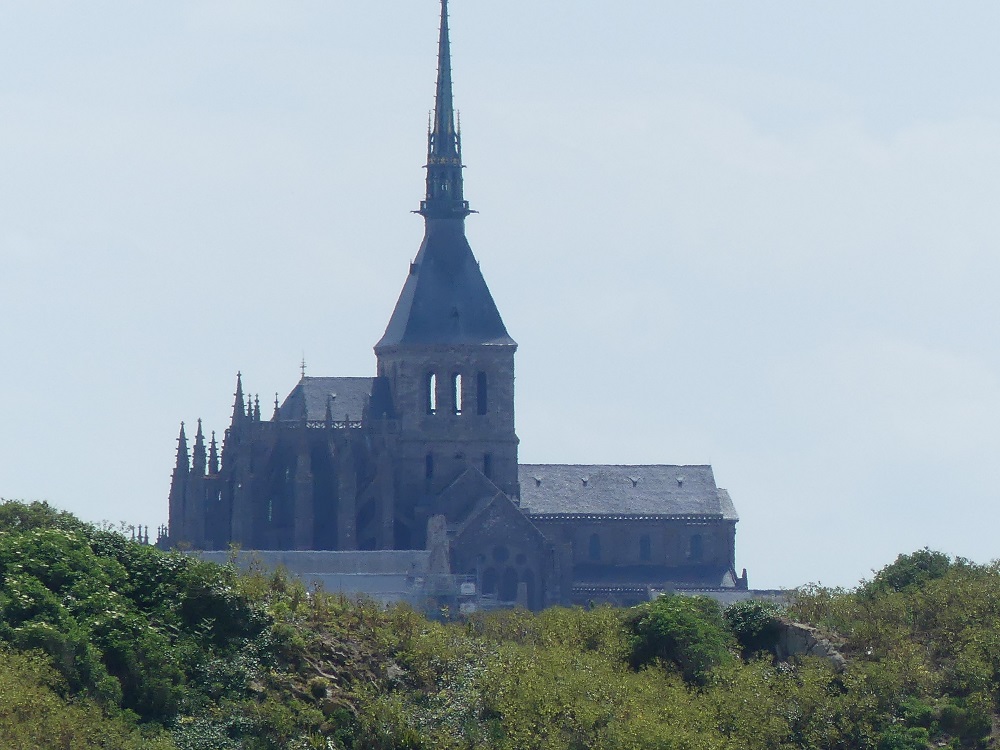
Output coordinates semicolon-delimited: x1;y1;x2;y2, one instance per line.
167;0;746;609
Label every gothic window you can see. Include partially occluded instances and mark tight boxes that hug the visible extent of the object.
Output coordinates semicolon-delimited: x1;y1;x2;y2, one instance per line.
476;371;488;415
426;372;437;415
689;534;703;561
452;372;463;415
500;567;518;601
482;567;497;595
589;533;601;561
639;534;651;562
483;453;493;478
425;453;434;480
522;569;536;610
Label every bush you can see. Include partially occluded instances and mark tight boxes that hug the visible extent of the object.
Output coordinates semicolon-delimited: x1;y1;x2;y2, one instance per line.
876;725;930;750
724;599;783;657
627;594;734;684
861;548;952;598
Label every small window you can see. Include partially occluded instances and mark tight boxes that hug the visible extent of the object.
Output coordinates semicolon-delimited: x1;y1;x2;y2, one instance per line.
425;453;434;480
476;371;488;415
639;535;651;562
452;372;463;415
483;453;493;478
588;533;601;561
426;373;437;415
689;534;703;561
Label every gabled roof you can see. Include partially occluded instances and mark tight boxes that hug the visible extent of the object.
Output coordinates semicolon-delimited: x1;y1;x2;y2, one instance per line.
375;221;515;349
518;464;738;520
276;376;374;422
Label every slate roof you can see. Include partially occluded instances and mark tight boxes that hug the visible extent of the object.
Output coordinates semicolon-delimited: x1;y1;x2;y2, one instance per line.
518;464;738;520
375;220;516;349
276;376;374;422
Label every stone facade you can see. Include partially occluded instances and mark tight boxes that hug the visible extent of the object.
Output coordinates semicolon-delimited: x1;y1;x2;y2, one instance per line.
165;0;745;609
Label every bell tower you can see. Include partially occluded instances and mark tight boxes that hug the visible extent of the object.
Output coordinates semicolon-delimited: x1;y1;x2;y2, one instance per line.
375;0;519;542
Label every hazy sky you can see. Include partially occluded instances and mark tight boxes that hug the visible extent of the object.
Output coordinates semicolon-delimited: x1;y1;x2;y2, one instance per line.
1;1;999;589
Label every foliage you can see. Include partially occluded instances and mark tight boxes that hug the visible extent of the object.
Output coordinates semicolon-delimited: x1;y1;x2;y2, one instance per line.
0;648;175;749
723;598;783;656
860;547;953;598
3;502;1000;750
627;594;735;684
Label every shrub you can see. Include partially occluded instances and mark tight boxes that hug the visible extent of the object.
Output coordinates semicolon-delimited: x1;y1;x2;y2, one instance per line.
861;548;952;598
627;594;734;684
724;599;783;657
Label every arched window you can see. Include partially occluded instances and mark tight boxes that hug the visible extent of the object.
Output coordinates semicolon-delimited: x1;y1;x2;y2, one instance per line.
451;372;463;415
482;567;497;595
522;569;536;610
426;373;437;415
500;567;519;602
588;533;601;561
425;453;434;480
689;534;703;561
639;534;651;562
476;371;488;415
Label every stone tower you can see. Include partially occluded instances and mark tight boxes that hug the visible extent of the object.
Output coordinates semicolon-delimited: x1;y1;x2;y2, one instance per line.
374;0;519;547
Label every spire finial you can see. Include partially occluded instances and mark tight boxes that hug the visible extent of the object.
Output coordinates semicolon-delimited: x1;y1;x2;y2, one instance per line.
232;371;245;424
192;419;206;475
175;422;190;471
300;356;307;380
273;392;280;421
208;430;219;474
418;0;471;219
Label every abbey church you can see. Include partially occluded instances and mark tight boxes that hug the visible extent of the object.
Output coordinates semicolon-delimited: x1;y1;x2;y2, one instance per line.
166;0;746;609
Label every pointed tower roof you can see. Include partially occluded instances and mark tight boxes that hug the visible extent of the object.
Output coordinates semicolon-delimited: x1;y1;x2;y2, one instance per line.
174;422;190;470
231;371;245;424
208;430;219;475
192;418;206;474
376;0;514;351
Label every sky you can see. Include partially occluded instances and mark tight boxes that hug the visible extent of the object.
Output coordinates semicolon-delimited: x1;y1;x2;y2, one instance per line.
1;1;999;590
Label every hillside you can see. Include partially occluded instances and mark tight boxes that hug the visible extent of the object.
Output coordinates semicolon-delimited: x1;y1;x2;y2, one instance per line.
0;500;995;749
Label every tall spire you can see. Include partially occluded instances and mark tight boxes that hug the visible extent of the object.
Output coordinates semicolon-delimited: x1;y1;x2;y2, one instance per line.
419;0;470;219
376;0;514;350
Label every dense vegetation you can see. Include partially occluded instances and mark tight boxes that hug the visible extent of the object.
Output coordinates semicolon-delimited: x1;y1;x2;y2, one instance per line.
0;501;998;749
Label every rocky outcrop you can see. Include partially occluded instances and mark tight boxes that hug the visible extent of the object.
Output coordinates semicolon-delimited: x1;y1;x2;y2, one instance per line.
773;618;847;671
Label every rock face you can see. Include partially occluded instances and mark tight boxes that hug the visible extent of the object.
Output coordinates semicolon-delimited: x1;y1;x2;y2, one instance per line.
773;618;847;671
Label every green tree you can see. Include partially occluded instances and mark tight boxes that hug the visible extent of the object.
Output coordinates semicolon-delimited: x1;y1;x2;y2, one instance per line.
627;595;734;685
